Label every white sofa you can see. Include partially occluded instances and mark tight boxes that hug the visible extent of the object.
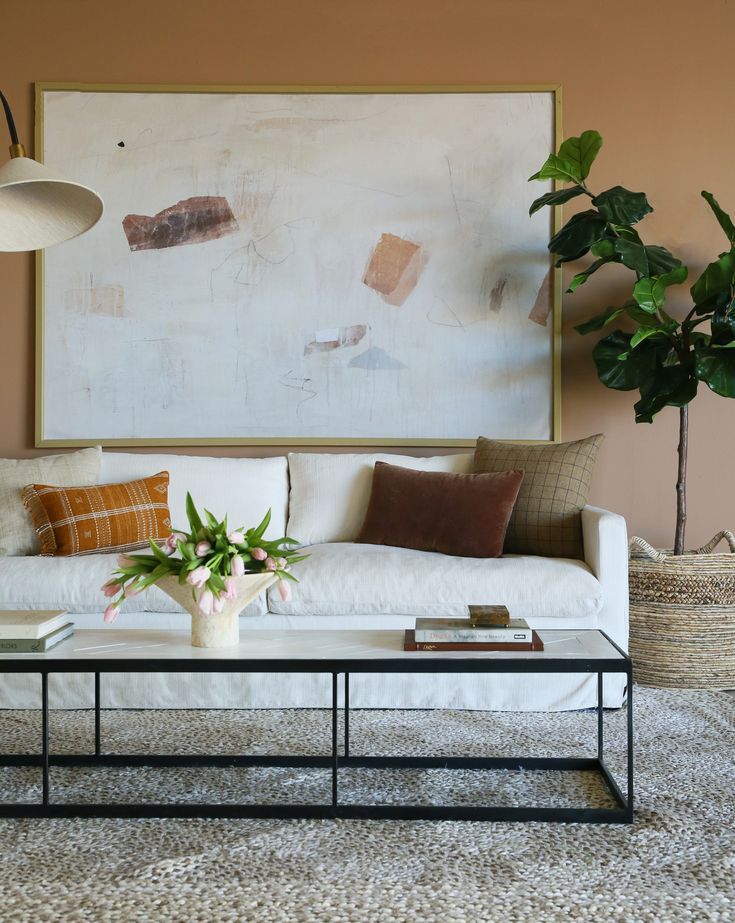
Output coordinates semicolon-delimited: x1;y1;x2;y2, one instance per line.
0;450;628;711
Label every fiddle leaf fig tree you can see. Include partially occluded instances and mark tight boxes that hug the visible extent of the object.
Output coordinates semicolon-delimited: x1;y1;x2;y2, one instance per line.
530;131;735;554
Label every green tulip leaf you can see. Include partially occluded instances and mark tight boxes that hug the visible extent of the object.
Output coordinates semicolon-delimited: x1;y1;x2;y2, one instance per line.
592;186;652;225
185;493;203;536
529;185;586;216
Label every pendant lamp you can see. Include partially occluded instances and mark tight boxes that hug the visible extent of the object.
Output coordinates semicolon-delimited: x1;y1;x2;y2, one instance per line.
0;90;103;251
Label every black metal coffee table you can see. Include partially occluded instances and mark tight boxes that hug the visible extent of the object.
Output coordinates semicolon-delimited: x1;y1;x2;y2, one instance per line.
0;628;633;822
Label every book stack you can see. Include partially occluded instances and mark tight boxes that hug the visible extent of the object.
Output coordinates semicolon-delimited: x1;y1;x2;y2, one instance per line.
404;605;543;651
0;611;74;653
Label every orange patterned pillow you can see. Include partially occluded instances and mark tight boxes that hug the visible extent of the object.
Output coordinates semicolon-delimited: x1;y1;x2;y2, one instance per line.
21;472;171;556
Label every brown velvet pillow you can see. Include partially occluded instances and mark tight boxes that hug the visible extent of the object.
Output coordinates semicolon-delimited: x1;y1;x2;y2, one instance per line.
355;462;524;558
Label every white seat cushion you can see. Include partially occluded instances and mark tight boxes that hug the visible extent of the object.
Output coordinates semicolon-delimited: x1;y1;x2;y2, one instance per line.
287;452;474;546
268;542;603;620
100;453;289;539
0;553;267;617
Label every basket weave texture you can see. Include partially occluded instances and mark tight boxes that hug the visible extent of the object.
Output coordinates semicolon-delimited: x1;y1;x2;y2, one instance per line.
629;531;735;689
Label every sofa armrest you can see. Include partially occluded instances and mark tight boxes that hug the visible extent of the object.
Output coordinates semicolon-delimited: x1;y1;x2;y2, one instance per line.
581;505;629;651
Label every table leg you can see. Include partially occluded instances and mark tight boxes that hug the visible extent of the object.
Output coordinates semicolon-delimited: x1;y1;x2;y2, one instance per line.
627;673;634;815
597;672;604;760
41;673;49;807
331;672;338;808
94;672;101;756
344;672;350;758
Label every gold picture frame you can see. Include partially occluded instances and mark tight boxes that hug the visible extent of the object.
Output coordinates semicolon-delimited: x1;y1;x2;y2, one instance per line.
35;83;563;448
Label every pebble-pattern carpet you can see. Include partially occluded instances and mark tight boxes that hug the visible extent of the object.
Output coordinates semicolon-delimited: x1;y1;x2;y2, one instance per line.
0;687;732;922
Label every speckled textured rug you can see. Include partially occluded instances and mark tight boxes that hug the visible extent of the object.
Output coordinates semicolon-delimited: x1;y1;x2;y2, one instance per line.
0;687;732;922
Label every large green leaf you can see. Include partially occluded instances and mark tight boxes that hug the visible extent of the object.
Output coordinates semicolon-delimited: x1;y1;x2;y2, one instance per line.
592;331;665;391
634;367;698;422
690;250;735;309
695;345;735;397
701;191;735;244
529;185;586;216
627;303;666;326
557;130;603;181
590;238;616;258
645;246;683;275
632;277;665;314
574;306;624;335
614;240;682;277
631;268;686;314
566;256;613;293
548;210;608;263
593;186;652;225
529;154;581;184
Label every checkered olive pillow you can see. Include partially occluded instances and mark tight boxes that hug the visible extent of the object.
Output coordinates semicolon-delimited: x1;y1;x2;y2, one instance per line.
473;435;603;559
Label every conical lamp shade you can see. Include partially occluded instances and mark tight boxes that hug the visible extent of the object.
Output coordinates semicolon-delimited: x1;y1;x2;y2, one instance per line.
0;156;103;251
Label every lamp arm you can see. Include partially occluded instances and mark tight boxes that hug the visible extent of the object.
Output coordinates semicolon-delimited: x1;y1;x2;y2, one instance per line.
0;90;25;158
0;91;20;146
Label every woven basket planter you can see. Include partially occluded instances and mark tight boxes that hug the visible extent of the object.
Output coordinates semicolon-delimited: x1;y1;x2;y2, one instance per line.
629;531;735;689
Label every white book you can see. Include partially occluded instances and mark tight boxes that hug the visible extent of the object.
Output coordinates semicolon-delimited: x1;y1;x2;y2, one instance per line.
414;618;533;644
0;610;69;640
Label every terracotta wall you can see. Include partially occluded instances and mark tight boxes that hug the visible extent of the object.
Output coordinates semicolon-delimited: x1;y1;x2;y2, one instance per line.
1;0;733;548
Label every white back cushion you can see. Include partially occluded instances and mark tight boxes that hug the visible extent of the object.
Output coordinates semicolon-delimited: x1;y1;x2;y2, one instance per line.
99;453;289;539
287;452;474;546
0;447;101;556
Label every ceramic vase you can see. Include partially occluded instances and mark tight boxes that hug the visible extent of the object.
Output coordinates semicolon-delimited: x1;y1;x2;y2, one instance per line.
157;573;277;648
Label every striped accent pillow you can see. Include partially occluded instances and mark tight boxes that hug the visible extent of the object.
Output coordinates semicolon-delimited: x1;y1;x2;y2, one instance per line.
21;472;171;556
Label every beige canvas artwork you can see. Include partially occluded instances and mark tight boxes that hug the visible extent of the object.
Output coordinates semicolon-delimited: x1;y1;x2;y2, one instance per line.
38;87;557;445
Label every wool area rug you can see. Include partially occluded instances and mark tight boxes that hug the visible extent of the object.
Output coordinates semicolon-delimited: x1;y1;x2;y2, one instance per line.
0;687;732;922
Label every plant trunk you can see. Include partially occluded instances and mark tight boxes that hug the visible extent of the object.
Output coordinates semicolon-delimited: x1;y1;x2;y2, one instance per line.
674;404;688;555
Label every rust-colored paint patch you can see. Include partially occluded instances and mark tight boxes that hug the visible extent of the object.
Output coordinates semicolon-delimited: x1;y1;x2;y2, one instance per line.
122;196;239;252
304;324;368;355
528;269;553;326
65;284;128;318
363;233;426;306
489;277;507;313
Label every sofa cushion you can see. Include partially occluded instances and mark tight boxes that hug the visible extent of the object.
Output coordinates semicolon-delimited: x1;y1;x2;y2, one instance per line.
474;435;603;559
0;447;101;556
356;463;524;557
268;542;603;620
0;553;267;617
99;453;288;540
287;452;474;546
22;472;171;556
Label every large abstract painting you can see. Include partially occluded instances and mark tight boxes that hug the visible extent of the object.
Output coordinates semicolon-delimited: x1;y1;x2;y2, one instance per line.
37;85;559;446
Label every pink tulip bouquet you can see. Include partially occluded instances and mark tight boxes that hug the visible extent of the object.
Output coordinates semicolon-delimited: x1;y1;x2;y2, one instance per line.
102;494;307;623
